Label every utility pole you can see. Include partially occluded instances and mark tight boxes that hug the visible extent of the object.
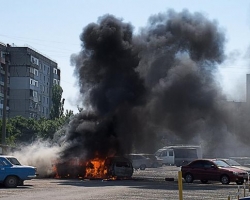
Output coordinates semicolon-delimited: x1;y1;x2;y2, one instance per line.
1;48;9;145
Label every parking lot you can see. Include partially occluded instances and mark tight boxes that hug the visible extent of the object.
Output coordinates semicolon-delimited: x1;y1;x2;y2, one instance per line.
0;166;249;200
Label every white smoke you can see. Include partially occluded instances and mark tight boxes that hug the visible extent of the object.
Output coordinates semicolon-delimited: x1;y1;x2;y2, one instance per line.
10;140;61;178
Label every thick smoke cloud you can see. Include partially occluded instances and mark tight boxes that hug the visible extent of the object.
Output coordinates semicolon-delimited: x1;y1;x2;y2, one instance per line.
59;9;246;161
64;15;148;160
136;10;227;145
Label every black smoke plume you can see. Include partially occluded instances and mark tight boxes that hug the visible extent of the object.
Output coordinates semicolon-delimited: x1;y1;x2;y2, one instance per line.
59;9;244;161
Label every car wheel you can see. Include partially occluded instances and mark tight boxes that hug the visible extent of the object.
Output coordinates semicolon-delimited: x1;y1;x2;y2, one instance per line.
236;181;244;185
4;176;19;188
220;175;230;184
200;179;208;184
140;164;146;170
185;173;193;183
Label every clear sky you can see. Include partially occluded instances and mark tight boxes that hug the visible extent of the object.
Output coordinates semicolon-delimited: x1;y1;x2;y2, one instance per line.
1;0;250;113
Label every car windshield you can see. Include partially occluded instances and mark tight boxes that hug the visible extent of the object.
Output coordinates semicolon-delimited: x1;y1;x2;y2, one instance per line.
214;160;230;167
154;151;163;157
6;157;21;165
225;159;241;166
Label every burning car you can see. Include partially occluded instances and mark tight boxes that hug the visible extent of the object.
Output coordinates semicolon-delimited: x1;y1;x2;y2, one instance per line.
53;156;133;180
103;156;133;179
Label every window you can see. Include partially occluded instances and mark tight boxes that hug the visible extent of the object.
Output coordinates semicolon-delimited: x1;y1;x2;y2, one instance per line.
190;161;203;168
30;101;33;108
33;91;37;98
31;56;39;65
0;51;5;58
53;68;57;74
29;67;34;74
30;79;38;87
203;161;213;168
34;69;38;76
53;79;59;85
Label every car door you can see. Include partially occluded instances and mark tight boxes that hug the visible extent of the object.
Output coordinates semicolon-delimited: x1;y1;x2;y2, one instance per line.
160;150;174;165
0;158;8;181
202;160;220;181
194;160;206;180
187;160;204;180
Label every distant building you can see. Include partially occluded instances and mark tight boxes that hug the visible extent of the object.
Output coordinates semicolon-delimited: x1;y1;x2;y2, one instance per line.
0;42;60;119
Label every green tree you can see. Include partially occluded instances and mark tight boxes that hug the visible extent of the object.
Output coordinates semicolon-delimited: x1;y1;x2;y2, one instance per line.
0;109;75;145
50;84;64;120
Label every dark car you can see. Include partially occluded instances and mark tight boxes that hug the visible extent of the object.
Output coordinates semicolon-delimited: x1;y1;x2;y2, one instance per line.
181;159;248;185
54;156;133;179
104;156;133;179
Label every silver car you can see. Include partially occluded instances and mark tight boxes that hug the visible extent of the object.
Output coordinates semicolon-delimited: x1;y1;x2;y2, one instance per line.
217;158;250;175
126;154;152;170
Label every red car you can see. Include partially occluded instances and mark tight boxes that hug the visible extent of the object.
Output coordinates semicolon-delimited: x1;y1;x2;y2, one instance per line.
181;159;248;185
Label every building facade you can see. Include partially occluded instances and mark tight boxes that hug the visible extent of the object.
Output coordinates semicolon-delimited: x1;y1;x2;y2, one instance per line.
0;43;60;119
0;42;10;118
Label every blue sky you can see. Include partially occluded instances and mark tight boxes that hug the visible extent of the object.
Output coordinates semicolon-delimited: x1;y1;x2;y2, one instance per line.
1;0;250;112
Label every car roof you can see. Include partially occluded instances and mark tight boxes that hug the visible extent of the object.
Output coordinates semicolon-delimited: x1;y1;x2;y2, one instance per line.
216;158;230;161
191;158;216;162
0;155;15;158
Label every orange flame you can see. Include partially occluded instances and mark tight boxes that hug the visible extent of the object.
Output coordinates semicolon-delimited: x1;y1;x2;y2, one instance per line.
85;158;108;179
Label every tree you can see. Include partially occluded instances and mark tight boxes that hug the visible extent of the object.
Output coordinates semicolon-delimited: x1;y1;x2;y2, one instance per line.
50;84;64;120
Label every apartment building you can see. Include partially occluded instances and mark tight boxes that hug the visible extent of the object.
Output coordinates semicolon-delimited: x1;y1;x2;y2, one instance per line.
0;43;60;119
0;42;10;118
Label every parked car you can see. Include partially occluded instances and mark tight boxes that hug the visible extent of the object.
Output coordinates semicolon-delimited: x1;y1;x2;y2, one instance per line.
217;158;250;174
155;145;202;167
0;155;37;188
229;157;250;167
54;156;133;179
140;154;160;168
126;154;152;170
181;159;248;185
104;156;134;179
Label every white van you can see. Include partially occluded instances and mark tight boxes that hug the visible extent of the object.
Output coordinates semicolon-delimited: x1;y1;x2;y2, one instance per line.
155;145;202;167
